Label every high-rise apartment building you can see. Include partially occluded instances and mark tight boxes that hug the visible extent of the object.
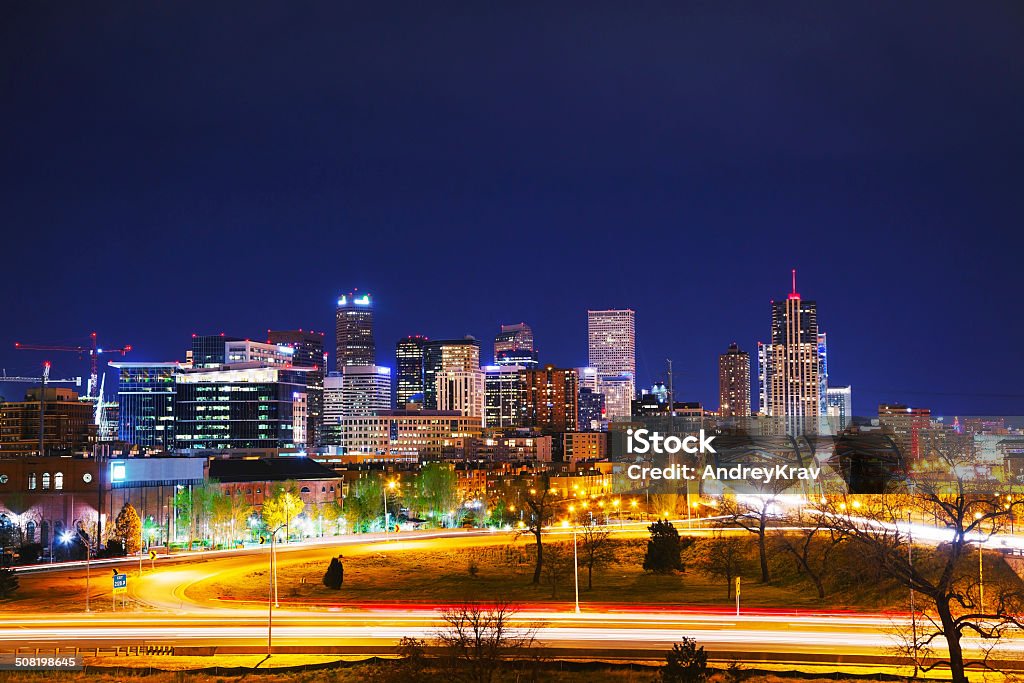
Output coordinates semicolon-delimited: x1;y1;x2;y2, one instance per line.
0;388;97;456
335;291;375;369
520;365;578;432
423;338;481;409
268;329;326;449
758;273;823;433
110;361;180;451
718;342;751;418
437;369;486;427
826;385;853;431
395;335;428;407
879;403;931;460
484;364;524;428
577;388;605;431
494;323;538;366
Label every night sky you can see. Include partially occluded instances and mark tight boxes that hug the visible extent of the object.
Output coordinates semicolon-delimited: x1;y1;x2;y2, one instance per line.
2;2;1022;416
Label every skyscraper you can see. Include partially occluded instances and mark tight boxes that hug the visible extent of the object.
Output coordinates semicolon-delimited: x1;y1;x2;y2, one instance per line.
577;387;605;431
520;365;578;432
322;365;392;445
718;342;751;418
395;335;428;407
335;291;374;369
587;309;636;421
423;338;481;409
269;329;325;449
758;272;822;434
494;323;538;366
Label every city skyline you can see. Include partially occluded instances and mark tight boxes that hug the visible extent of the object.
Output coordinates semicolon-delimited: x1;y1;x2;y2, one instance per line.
3;3;1022;417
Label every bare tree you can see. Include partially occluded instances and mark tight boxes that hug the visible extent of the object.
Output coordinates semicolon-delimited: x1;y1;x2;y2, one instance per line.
514;476;555;585
541;542;572;598
690;533;745;599
820;445;1024;683
576;515;615;590
773;514;843;599
435;601;537;683
718;495;776;583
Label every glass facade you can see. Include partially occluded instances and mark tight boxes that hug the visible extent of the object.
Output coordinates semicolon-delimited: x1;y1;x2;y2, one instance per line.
111;362;179;451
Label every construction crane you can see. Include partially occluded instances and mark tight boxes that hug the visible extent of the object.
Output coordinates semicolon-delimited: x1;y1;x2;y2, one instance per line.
0;362;83;456
15;332;132;400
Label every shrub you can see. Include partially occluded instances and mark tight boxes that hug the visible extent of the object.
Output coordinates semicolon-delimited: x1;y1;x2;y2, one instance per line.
323;555;344;589
643;519;686;573
660;637;709;683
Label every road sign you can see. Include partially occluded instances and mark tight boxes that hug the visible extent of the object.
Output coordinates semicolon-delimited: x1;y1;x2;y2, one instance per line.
112;573;127;594
149;550;157;561
258;536;266;545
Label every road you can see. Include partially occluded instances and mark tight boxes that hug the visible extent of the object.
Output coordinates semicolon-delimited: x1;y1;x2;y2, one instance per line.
2;526;1021;670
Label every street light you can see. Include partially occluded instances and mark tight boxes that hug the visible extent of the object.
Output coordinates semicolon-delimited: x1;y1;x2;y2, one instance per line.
267;522;286;656
383;479;397;537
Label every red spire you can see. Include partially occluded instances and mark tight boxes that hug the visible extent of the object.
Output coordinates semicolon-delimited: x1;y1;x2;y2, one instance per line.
788;268;800;299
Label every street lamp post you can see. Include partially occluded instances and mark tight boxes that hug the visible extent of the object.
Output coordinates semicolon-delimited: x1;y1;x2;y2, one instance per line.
572;522;580;615
383;479;397;538
267;523;286;656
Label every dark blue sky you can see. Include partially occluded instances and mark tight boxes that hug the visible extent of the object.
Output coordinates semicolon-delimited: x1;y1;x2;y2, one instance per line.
2;2;1022;416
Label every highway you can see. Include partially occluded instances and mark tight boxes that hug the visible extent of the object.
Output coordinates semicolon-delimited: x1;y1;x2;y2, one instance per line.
2;526;1022;670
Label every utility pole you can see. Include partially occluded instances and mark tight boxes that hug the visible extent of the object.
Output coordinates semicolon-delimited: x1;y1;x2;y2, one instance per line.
666;359;674;417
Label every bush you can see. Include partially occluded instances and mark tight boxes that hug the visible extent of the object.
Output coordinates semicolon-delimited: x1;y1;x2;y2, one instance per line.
17;543;43;565
100;539;126;558
323;555;344;589
660;637;709;683
643;519;688;573
0;567;18;599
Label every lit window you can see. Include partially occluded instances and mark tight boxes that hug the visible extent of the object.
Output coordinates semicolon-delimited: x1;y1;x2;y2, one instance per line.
28;473;37;490
42;472;51;490
54;472;63;490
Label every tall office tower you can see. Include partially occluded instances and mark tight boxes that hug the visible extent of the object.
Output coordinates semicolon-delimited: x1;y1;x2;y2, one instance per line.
436;369;486;426
173;365;313;452
335;291;375;369
587;309;636;377
718;342;751;418
879;403;931;460
817;332;828;416
758;272;821;434
395;335;428;407
322;366;392;444
484;364;524;428
423;338;481;409
587;309;636;419
826;385;853;431
520;365;579;432
756;342;772;415
269;330;325;449
577;387;605;431
110;361;181;451
191;334;242;368
494;322;538;366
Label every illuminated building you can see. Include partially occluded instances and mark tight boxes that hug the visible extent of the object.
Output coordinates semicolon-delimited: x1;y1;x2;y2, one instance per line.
718;342;751;418
587;309;635;419
576;366;599;392
577;387;604;431
109;361;181;451
0;388;96;456
395;335;428;407
331;408;483;461
191;334;242;368
520;365;578;432
423;338;481;409
224;339;295;366
484;364;524;428
879;403;931;460
494;322;538;366
437;369;486;426
172;364;313;453
268;329;325;449
758;272;822;434
826;385;853;431
335;291;375;369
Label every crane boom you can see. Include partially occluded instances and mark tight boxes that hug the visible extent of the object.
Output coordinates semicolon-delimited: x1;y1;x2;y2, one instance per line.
14;332;131;399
